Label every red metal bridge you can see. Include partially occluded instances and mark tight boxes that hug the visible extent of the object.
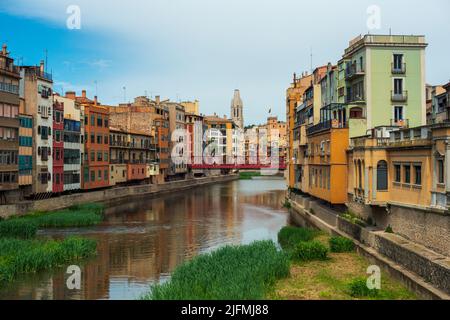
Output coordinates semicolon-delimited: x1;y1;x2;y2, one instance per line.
188;157;286;170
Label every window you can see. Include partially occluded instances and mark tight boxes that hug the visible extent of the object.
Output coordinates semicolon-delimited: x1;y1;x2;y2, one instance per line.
394;106;404;123
97;135;102;144
393;54;403;70
90;115;95;126
97;152;103;161
97;116;103;127
394;164;401;183
104;170;108;181
394;78;403;95
349;107;363;119
98;170;102;181
90;151;95;162
90;133;95;144
104;152;108;162
104;118;109;128
377;161;388;190
104;135;109;145
438;159;444;184
404;164;411;184
90;170;95;182
414;165;422;186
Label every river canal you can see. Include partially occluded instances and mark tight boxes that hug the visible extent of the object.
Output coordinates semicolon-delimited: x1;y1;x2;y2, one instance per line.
0;178;288;300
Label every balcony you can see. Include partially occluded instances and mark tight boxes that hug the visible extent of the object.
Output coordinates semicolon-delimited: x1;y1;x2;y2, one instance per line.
391;90;408;102
392;62;406;74
345;63;365;80
390;119;409;128
0;82;19;95
345;94;365;104
307;118;349;136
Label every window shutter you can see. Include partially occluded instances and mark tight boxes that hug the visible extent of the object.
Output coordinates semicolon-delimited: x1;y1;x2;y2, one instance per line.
38;147;41;155
38;126;41;134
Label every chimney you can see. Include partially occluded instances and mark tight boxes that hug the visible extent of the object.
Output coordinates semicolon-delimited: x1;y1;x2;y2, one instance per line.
82;90;86;98
94;96;98;106
40;60;45;73
1;44;7;56
65;91;76;100
155;95;160;104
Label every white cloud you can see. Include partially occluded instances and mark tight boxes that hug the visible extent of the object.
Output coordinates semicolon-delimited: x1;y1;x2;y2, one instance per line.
2;0;450;124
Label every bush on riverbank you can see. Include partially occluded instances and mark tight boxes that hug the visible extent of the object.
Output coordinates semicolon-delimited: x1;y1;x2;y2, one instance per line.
329;236;355;253
143;240;290;300
348;278;380;298
239;171;261;180
277;226;320;250
291;241;328;261
0;237;97;283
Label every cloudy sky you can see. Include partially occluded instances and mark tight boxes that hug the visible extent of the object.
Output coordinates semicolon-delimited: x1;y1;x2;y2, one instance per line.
0;0;449;125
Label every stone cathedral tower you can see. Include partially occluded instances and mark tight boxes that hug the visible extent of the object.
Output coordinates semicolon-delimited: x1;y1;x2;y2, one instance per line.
230;89;244;128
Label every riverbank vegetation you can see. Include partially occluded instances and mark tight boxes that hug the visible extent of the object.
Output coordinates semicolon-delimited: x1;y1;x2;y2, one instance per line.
141;224;415;300
239;171;261;180
0;203;102;283
143;241;290;300
0;237;97;282
271;227;416;300
0;203;105;238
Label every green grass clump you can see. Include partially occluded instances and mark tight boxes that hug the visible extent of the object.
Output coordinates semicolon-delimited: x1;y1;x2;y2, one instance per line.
291;241;328;262
385;225;394;233
348;278;380;298
14;203;105;229
329;236;355;253
277;226;320;250
0;219;38;239
143;240;290;300
0;237;97;283
341;212;366;227
239;171;261;180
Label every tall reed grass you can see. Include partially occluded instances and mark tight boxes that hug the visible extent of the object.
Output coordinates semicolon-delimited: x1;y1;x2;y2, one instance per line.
143;240;290;300
0;237;97;283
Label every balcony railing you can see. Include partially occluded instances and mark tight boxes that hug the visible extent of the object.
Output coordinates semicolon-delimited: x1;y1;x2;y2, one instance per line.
0;82;19;95
390;118;409;128
345;63;365;80
392;62;406;74
391;90;408;102
345;94;365;104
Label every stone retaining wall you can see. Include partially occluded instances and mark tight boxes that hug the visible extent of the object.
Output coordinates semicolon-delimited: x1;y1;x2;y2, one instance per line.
288;192;450;299
0;175;239;218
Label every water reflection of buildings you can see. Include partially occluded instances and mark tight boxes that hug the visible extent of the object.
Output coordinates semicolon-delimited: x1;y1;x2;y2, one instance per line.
3;180;287;300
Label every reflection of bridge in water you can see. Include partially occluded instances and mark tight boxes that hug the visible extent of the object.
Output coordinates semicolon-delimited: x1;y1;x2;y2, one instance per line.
187;157;286;170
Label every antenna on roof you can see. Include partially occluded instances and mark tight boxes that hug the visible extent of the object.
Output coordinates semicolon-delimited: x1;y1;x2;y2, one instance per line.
310;46;313;74
44;49;48;73
94;80;98;96
389;27;392;36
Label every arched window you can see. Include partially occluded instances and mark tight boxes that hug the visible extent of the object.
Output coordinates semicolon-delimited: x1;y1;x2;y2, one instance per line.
377;160;388;190
350;107;363;119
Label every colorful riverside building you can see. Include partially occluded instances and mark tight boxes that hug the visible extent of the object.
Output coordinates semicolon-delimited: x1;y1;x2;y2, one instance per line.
109;127;158;185
204;114;237;167
185;112;206;177
54;94;82;192
66;90;110;190
52;98;64;193
286;72;312;189
108;95;167;183
341;34;427;138
18;99;33;197
291;66;327;194
167;102;187;180
0;44;20;203
20;61;54;197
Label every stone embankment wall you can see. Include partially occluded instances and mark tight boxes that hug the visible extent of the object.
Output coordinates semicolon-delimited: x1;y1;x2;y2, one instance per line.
287;193;450;300
0;175;239;218
347;200;450;257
